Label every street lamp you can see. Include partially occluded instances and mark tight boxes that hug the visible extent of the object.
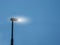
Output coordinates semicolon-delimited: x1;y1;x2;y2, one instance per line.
10;17;29;45
10;18;17;45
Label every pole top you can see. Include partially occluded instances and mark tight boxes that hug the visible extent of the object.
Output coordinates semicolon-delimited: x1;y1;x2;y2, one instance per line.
10;18;17;21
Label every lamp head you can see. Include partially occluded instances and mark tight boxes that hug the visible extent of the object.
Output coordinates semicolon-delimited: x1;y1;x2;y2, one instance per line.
10;17;29;24
10;18;17;21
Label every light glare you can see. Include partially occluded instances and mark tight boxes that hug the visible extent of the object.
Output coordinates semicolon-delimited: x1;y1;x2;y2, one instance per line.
13;16;30;24
17;17;28;23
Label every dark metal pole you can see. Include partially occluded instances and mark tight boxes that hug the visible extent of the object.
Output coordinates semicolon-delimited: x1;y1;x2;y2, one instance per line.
11;21;14;45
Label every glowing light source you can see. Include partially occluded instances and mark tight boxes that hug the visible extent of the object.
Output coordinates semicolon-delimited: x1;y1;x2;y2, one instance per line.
16;17;28;23
10;16;30;24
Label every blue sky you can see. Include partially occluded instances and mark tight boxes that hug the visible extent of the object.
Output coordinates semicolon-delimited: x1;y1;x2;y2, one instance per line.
0;0;60;45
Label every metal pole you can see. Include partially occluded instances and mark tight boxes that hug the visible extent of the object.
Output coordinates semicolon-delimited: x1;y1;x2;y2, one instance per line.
11;21;14;45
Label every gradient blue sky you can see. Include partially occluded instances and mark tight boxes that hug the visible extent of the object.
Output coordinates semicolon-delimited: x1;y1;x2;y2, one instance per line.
0;0;60;45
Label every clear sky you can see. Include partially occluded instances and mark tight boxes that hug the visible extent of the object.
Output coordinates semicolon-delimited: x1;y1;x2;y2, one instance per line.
0;0;60;45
